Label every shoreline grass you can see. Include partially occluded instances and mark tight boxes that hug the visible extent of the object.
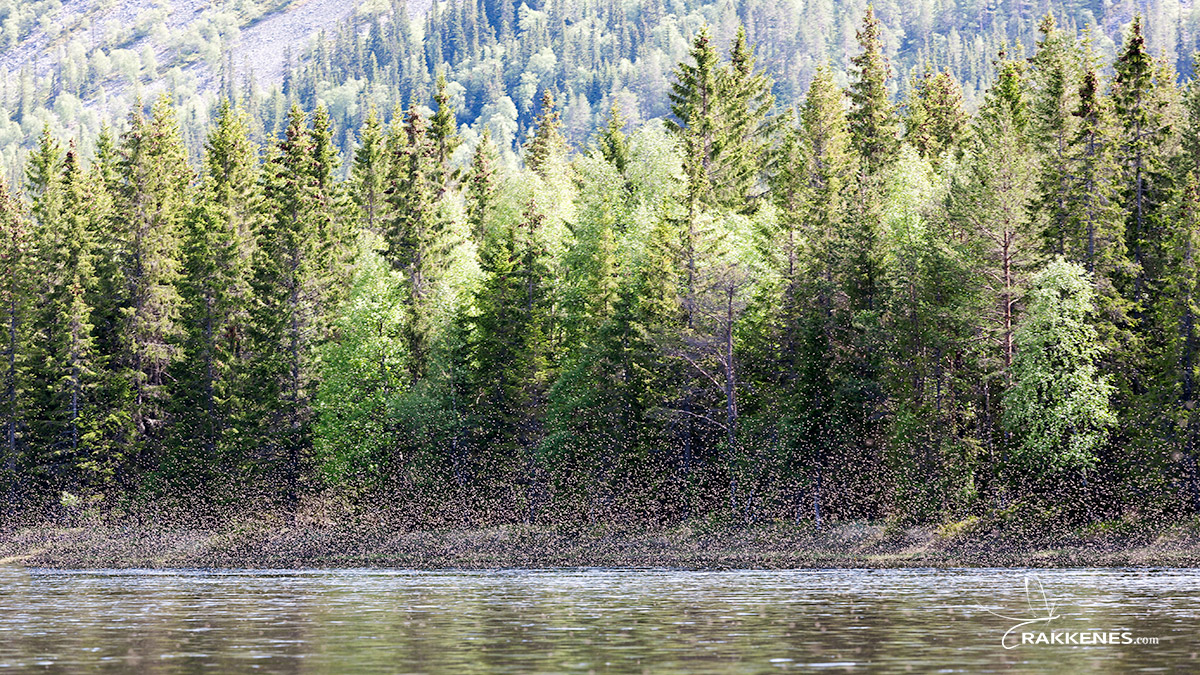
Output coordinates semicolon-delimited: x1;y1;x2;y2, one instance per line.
3;518;1200;569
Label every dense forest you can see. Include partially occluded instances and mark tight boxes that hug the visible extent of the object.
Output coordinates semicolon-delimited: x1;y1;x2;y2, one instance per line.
4;7;1200;530
6;0;1200;182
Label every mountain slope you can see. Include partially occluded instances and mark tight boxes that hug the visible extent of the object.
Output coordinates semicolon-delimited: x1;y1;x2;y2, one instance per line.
1;0;1198;181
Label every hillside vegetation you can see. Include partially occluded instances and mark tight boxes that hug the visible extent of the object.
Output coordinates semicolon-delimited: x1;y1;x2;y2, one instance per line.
4;6;1200;533
3;0;1200;178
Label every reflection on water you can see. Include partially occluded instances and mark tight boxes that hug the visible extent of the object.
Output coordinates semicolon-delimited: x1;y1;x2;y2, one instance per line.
0;567;1196;673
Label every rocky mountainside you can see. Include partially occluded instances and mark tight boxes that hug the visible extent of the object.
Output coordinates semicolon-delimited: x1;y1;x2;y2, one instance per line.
0;0;423;86
0;0;424;176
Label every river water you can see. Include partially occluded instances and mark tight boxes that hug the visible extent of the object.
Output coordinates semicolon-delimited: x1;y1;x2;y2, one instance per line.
0;567;1196;672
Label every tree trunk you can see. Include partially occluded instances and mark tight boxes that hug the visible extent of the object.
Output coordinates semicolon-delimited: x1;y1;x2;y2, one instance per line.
204;297;216;460
814;459;823;530
4;290;16;490
724;283;738;516
286;248;302;513
1002;233;1014;370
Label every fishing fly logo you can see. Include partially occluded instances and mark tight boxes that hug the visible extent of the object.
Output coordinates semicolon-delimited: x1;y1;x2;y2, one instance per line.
982;575;1159;649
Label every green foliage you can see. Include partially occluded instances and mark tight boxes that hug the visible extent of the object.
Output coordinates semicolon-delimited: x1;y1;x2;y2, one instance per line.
1031;14;1083;261
1066;64;1128;281
352;106;388;234
525;90;568;178
465;127;499;243
596;102;631;174
167;101;260;493
5;0;1198;186
247;104;324;507
113;97;192;468
1004;259;1116;472
315;235;407;486
30;147;102;483
0;178;29;495
948;51;1040;374
7;12;1200;530
668;25;775;214
848;7;900;175
905;69;967;164
384;105;449;381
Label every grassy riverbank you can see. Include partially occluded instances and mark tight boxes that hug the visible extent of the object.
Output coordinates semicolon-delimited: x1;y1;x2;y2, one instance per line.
4;515;1200;568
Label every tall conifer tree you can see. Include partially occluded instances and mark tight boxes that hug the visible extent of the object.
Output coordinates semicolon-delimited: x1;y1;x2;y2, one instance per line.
466;127;499;244
352;106;388;234
525;90;568;177
385;105;443;381
0;179;28;496
170;101;260;491
114;97;191;478
597;102;630;173
717;25;776;212
1112;15;1172;316
1031;14;1081;259
37;147;101;484
1162;173;1200;510
1067;65;1127;287
430;74;462;191
847;6;899;174
250;105;322;508
905;69;966;163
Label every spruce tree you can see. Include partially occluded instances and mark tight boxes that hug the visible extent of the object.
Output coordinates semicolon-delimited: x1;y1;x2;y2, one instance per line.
667;25;774;213
847;6;900;174
169;101;260;493
525;90;568;177
83;127;122;486
38;147;101;485
113;97;191;478
950;55;1039;375
797;66;855;293
352;106;388;234
25;126;63;233
0;179;28;496
667;27;722;324
842;9;899;319
668;26;722;210
430;74;462;191
767;65;855;524
1030;14;1081;259
1112;15;1172;315
466;127;499;244
905;69;966;163
717;25;776;212
22;128;65;482
1063;55;1140;489
385;105;444;381
1110;16;1178;474
597;101;630;174
1162;173;1200;510
1182;64;1200;178
310;103;349;309
542;158;644;517
469;197;552;516
772;65;853;388
1067;66;1127;286
250;105;322;508
945;55;1041;505
638;218;682;328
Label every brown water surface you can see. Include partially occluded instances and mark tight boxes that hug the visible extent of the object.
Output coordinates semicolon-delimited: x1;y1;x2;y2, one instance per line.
0;567;1196;672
